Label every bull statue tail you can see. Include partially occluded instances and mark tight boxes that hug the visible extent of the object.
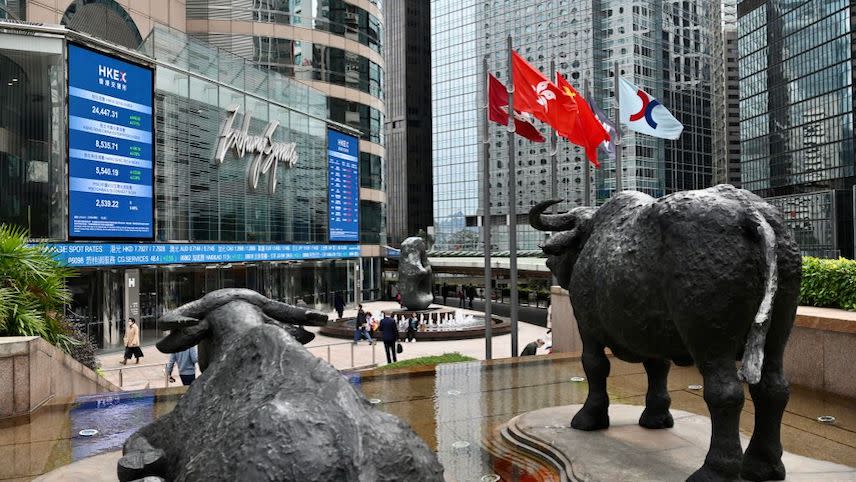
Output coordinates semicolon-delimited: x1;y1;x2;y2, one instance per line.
737;209;779;385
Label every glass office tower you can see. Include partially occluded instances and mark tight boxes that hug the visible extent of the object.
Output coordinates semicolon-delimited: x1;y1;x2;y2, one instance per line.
431;0;718;251
738;0;855;257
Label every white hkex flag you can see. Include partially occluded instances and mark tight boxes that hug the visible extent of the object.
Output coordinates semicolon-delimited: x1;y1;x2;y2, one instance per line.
618;77;683;140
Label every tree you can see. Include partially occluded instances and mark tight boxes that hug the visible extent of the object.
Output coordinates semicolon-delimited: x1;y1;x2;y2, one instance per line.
0;225;84;359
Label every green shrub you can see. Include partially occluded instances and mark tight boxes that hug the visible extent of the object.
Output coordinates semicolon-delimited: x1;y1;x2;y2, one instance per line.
0;225;81;356
377;352;476;370
800;257;856;311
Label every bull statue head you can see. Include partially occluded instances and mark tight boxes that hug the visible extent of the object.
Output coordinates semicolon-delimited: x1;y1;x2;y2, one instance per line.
529;199;597;289
156;288;328;371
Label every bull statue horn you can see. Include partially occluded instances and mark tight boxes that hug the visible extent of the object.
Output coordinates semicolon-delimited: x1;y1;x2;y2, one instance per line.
530;199;579;232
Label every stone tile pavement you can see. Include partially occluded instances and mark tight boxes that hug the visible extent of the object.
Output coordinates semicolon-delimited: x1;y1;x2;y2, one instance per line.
97;301;550;391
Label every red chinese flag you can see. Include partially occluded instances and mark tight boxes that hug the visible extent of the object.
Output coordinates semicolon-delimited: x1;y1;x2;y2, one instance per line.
511;51;577;135
555;74;609;168
488;73;545;143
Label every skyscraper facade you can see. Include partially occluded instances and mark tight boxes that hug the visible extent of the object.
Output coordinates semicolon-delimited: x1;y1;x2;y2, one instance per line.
431;0;718;251
713;0;741;187
737;0;854;257
384;0;433;247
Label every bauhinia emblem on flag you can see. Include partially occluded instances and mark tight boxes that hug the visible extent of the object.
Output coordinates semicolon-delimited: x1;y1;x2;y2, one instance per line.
511;52;577;135
534;81;556;109
488;73;545;142
555;74;609;168
618;77;683;140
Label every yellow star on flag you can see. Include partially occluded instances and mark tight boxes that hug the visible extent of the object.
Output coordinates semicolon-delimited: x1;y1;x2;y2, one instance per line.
562;86;576;99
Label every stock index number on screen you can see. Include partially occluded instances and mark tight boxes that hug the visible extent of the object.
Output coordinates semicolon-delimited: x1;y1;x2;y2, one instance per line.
91;105;119;119
95;166;119;177
95;139;119;151
95;199;120;208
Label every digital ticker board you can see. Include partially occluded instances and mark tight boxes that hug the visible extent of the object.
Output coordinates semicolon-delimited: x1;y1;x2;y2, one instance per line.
327;129;360;242
67;44;154;239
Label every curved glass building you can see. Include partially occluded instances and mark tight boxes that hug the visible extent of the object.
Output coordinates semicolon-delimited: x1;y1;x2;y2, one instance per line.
1;0;387;350
184;0;386;238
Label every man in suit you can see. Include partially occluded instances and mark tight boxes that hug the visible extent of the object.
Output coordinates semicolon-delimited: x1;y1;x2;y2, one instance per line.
378;313;400;364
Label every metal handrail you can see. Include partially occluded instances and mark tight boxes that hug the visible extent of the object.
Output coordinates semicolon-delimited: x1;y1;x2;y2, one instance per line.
306;340;360;349
306;339;376;369
102;362;170;388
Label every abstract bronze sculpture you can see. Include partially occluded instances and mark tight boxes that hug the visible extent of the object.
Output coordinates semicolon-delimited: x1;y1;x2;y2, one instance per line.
398;236;434;310
117;289;444;482
530;185;800;482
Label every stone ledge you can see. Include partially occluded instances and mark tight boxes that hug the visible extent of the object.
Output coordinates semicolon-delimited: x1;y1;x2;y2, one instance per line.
795;306;856;334
0;336;38;357
0;337;121;419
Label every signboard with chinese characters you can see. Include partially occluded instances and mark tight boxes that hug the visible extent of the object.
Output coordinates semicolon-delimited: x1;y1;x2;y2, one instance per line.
67;44;154;239
327;129;360;242
44;243;360;267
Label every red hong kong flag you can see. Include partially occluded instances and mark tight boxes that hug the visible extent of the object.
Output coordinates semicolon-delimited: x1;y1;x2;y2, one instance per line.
488;73;545;143
555;74;609;168
511;51;578;136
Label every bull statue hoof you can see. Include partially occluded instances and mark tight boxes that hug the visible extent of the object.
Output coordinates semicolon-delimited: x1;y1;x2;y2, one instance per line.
118;289;444;482
399;236;433;310
570;403;609;431
741;447;786;481
530;185;801;482
638;407;674;429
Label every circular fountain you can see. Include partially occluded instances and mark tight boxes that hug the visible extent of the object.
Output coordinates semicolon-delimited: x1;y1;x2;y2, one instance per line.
319;306;510;341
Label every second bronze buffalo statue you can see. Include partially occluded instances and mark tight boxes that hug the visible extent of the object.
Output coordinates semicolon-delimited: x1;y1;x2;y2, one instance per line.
530;184;800;482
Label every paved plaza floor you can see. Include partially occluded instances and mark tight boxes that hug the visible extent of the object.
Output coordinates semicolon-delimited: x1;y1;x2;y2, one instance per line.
97;301;550;390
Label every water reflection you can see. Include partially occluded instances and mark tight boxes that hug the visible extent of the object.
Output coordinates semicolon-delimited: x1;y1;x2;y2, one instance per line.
70;393;155;461
3;354;856;481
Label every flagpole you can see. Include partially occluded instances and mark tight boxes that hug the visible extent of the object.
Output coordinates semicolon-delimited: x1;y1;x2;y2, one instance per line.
550;59;559;288
583;78;592;206
613;61;623;193
550;58;558;210
481;54;493;361
506;35;519;357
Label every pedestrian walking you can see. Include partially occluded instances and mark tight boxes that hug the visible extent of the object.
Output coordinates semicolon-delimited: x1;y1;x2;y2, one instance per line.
379;313;400;364
166;346;198;386
120;317;143;365
442;283;448;305
520;339;545;356
406;314;418;342
368;311;380;338
458;288;465;308
353;304;373;343
334;291;345;319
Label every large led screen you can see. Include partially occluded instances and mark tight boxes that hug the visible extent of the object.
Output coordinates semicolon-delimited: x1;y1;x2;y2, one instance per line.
67;44;154;239
328;129;360;242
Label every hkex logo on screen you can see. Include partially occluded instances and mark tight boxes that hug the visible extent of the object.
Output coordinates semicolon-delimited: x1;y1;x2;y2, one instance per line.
98;65;128;91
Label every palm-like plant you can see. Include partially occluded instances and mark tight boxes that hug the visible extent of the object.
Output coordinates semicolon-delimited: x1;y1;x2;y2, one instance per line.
0;224;78;352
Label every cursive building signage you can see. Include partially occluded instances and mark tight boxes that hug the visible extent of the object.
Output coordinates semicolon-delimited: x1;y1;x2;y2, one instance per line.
214;104;298;194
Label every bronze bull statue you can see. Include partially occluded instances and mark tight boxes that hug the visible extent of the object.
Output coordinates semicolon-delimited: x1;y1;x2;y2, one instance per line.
530;185;800;482
117;289;444;482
